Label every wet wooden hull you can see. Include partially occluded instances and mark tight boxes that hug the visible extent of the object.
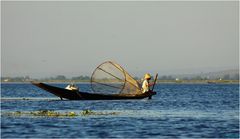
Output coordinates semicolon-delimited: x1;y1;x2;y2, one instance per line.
31;82;156;100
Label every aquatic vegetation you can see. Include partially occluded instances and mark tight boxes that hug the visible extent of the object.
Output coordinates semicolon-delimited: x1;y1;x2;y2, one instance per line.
81;109;94;115
32;110;61;117
3;109;120;118
68;111;77;116
81;109;119;116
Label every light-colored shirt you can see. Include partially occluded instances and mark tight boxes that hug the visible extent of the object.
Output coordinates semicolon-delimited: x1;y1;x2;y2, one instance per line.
142;79;149;93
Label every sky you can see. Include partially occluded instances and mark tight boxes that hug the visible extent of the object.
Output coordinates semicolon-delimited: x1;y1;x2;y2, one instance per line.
1;1;239;78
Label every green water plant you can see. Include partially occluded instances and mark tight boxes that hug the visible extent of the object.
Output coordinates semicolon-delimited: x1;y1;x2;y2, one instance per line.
81;109;95;115
80;109;119;116
3;109;119;117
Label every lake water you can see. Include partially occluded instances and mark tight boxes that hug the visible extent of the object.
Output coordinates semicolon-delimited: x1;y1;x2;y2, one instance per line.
1;83;239;138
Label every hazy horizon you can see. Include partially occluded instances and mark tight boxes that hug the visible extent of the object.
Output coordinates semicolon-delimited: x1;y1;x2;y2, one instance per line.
1;1;239;78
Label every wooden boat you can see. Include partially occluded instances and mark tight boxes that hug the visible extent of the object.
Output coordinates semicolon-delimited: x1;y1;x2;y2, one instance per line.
31;82;156;100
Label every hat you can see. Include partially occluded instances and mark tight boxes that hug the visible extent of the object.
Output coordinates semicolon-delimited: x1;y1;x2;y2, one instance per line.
144;73;151;79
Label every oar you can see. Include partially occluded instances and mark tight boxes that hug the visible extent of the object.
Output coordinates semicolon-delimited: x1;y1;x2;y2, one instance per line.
149;73;158;99
151;73;158;91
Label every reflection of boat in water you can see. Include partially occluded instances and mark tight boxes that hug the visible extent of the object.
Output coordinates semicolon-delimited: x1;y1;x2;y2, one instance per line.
31;82;156;100
32;61;157;100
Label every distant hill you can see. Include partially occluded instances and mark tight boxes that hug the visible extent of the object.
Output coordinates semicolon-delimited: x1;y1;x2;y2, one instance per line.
201;69;239;79
170;69;239;80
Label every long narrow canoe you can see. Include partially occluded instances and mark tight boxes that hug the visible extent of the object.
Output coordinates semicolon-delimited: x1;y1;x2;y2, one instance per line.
31;82;156;100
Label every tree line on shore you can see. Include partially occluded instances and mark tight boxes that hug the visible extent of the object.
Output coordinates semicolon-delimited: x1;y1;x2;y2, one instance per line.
1;74;239;82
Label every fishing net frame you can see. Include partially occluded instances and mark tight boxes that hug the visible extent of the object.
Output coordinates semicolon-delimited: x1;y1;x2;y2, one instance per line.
90;61;141;94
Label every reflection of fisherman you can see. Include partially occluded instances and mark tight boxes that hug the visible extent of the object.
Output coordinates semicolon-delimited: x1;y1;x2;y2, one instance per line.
142;73;154;93
65;83;79;91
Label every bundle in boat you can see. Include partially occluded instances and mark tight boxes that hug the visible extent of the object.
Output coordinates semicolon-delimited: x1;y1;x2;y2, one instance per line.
91;61;142;95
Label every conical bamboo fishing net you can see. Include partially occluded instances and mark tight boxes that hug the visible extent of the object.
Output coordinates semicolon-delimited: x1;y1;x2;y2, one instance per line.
91;61;141;94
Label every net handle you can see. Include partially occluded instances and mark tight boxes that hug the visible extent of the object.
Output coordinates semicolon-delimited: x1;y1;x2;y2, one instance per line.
108;61;141;93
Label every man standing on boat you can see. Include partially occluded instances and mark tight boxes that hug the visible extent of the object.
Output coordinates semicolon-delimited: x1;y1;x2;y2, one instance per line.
142;73;154;93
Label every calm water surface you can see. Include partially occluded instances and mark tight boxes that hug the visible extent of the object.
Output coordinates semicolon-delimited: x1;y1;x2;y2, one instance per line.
1;83;239;138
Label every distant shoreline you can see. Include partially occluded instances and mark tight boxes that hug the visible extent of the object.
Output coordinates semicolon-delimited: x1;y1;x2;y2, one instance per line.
1;80;239;84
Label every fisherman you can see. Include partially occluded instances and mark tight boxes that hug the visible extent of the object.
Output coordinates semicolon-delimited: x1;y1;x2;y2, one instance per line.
142;73;154;93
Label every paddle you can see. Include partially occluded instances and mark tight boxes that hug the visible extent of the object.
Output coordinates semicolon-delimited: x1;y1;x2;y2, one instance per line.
151;73;158;91
148;73;158;99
